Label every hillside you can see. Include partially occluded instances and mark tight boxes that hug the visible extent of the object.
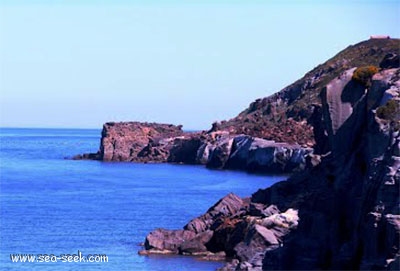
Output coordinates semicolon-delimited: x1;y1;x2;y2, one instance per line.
215;38;399;147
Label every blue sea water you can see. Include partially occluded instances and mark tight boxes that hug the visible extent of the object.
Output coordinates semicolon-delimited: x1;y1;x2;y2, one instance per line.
0;128;285;271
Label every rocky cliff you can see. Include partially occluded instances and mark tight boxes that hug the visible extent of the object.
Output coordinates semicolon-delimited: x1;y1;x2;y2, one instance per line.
139;47;400;270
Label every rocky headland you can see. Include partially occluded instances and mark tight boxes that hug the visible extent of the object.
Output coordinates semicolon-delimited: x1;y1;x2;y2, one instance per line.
136;39;400;270
74;122;312;174
75;38;400;270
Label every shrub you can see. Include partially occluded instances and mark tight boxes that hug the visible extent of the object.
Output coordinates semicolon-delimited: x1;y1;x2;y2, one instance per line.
376;99;400;126
352;65;379;87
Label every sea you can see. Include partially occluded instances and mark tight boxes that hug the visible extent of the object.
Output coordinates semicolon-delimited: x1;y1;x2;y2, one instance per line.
0;128;286;271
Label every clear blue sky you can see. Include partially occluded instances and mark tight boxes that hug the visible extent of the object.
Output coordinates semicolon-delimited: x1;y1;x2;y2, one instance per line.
0;0;399;130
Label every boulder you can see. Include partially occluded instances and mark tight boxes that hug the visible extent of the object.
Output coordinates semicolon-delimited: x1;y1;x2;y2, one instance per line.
234;224;279;264
185;193;244;234
179;230;214;255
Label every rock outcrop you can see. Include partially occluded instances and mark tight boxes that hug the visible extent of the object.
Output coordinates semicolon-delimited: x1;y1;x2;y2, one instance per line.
73;122;184;162
138;192;299;266
74;124;312;174
139;66;400;270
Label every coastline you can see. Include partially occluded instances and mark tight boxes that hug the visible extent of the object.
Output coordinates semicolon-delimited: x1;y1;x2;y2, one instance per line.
69;39;400;270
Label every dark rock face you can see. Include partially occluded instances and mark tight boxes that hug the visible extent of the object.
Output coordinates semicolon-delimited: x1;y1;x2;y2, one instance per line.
139;68;399;271
257;68;400;270
380;53;400;69
167;137;203;164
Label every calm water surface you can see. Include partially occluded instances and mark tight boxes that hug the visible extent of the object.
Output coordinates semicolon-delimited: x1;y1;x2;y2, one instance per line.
0;128;285;271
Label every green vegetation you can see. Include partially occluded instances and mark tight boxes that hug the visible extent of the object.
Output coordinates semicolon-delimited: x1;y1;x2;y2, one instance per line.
352;65;379;87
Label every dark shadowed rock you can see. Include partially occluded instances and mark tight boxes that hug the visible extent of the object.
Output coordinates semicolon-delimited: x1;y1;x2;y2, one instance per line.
380;53;400;69
168;137;203;164
249;202;266;217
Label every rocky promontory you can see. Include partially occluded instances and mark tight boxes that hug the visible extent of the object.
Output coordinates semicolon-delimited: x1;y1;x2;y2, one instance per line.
74;122;185;162
138;41;400;270
74;122;313;174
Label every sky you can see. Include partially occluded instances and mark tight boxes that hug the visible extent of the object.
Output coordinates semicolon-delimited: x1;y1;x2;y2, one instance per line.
0;0;399;130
